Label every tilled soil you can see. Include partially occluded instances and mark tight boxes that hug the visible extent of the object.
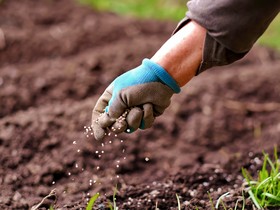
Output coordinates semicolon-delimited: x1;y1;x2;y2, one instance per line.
0;0;280;209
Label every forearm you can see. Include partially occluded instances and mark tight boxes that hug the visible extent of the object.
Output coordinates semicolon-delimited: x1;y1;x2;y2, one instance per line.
151;21;206;87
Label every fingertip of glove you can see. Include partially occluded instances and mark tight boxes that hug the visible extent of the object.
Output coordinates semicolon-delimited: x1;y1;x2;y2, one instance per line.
91;122;106;140
111;120;127;134
98;112;115;128
93;129;106;141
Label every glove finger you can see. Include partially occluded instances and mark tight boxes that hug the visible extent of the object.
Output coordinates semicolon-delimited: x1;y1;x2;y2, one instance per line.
125;107;143;133
110;117;127;134
92;111;108;140
91;116;106;141
145;83;173;117
93;84;113;114
98;112;115;128
108;86;130;119
110;83;173;118
92;85;114;140
140;103;154;129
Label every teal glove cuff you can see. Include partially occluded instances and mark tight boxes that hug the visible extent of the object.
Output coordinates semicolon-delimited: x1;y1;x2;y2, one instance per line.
143;59;181;93
105;58;181;113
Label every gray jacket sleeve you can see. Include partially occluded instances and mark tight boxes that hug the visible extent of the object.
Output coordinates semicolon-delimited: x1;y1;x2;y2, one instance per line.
173;0;280;74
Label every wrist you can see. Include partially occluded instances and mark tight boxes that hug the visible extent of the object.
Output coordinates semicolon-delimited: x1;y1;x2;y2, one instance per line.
143;59;180;93
151;21;206;87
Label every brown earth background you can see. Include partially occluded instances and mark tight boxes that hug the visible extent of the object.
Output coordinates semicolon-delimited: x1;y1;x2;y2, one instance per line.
0;0;280;209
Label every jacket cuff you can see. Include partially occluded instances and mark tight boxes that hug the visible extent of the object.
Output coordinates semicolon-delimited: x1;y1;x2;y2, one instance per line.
172;17;248;75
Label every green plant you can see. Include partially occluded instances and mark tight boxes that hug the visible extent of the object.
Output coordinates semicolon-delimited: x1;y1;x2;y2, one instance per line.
215;192;230;210
108;186;118;210
208;192;216;210
242;147;280;209
176;194;181;210
208;190;246;210
215;192;245;210
86;193;100;210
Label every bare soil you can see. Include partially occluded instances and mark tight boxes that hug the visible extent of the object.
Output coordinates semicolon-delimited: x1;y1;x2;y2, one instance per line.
0;0;280;209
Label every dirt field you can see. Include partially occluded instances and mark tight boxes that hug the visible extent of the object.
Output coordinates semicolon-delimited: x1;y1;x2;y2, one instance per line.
0;0;280;209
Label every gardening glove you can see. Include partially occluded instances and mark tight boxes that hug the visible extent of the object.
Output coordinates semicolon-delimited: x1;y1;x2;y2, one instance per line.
92;58;180;140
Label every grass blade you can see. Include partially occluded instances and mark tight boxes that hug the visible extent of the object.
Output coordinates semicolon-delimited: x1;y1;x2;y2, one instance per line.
248;189;262;209
113;186;118;210
176;194;181;210
86;193;100;210
207;192;215;210
262;192;280;202
215;192;230;209
234;199;240;210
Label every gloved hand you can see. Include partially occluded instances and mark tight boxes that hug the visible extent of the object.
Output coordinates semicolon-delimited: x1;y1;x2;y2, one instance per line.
92;58;180;140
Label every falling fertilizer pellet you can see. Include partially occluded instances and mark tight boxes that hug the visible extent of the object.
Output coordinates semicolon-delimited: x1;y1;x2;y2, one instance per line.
76;115;131;191
52;181;55;185
145;157;149;162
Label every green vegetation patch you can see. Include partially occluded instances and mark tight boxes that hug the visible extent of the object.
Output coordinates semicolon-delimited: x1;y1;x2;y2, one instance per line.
258;15;280;51
243;147;280;209
78;0;186;21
